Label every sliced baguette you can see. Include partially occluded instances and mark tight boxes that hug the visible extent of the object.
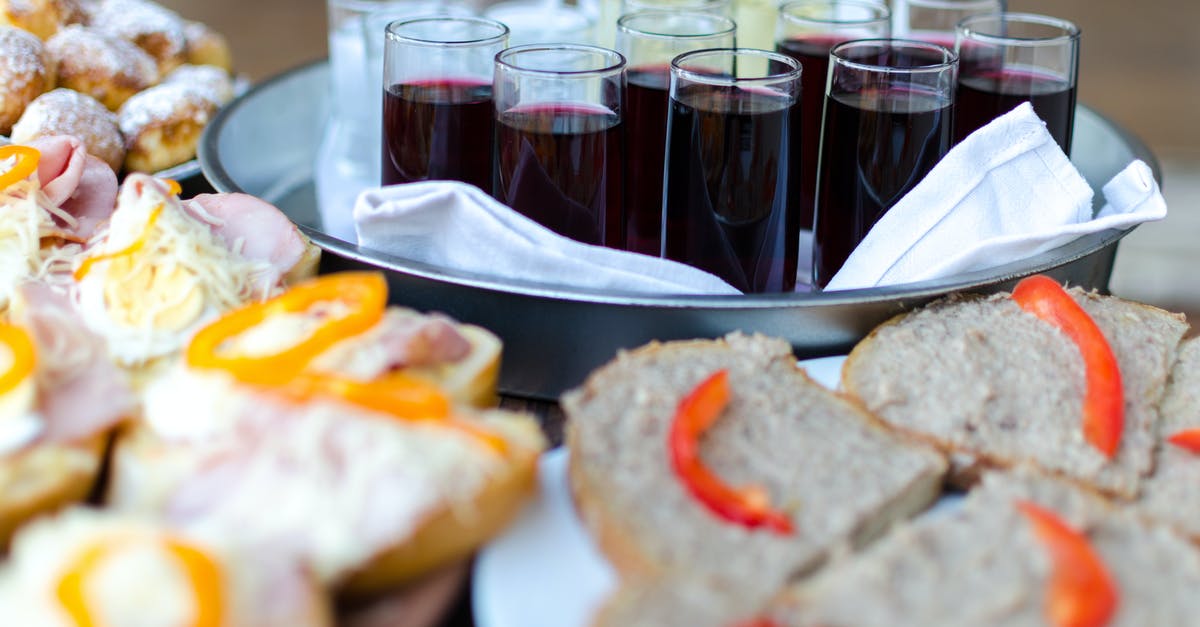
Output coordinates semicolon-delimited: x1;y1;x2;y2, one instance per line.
564;333;947;603
842;289;1189;498
772;469;1200;626
0;435;106;549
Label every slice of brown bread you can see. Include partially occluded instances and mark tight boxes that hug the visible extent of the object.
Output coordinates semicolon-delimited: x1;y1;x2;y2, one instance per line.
842;289;1189;498
563;333;947;605
1132;336;1200;539
771;469;1200;626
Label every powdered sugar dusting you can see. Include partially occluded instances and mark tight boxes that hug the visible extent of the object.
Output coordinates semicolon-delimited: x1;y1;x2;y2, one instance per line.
12;88;123;166
0;26;47;95
86;0;185;55
47;25;158;86
117;82;214;137
164;64;232;104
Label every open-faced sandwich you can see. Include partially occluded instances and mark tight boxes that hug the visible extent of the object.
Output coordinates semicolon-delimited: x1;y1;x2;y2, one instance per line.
0;282;134;547
69;171;319;381
0;507;332;626
563;333;947;617
766;469;1200;626
0;136;117;314
841;274;1189;498
107;271;543;599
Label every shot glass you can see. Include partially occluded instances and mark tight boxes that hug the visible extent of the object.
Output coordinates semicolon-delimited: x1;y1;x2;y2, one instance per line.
595;0;732;47
775;0;891;229
493;44;626;248
662;49;803;293
812;39;957;289
381;17;509;189
616;11;737;255
954;12;1080;154
893;0;1002;47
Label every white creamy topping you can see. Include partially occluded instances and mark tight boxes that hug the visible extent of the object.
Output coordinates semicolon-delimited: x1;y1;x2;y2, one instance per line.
89;543;196;627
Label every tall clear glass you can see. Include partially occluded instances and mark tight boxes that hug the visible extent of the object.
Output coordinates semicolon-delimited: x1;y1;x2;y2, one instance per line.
775;0;890;230
616;11;737;255
954;12;1080;154
893;0;1002;47
813;39;957;289
318;0;471;240
381;17;508;190
493;45;627;248
662;49;803;293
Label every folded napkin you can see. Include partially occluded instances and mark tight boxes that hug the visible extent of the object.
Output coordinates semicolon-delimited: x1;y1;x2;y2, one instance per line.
825;102;1167;291
354;182;741;295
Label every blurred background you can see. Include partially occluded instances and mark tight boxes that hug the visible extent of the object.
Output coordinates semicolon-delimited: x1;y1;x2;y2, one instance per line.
161;0;1200;315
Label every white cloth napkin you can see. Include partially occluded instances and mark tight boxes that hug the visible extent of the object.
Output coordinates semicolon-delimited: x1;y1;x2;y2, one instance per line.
353;182;741;295
825;102;1167;291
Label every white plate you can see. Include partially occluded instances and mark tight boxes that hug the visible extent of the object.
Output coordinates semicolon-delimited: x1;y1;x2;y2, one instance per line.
471;356;849;627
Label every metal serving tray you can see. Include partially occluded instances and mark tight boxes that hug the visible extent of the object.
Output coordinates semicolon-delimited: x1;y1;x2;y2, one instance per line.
199;61;1157;400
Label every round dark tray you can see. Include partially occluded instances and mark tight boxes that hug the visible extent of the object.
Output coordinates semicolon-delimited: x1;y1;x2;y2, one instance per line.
200;60;1157;400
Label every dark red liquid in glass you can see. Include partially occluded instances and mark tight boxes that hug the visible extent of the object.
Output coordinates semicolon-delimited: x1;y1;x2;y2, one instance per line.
624;66;672;256
494;104;624;247
663;83;802;293
776;35;847;230
813;88;953;288
381;79;494;189
955;68;1076;154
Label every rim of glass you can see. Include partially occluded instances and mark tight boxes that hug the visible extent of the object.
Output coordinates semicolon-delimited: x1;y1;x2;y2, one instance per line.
778;0;890;27
830;38;958;73
616;10;737;40
625;0;730;10
903;0;1000;10
385;16;509;46
957;12;1081;46
495;43;627;76
671;47;802;84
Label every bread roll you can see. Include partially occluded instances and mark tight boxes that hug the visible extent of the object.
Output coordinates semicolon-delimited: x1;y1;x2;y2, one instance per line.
84;0;187;75
0;0;85;40
0;26;53;136
163;63;234;104
182;20;231;72
118;81;217;172
46;25;158;111
11;88;125;172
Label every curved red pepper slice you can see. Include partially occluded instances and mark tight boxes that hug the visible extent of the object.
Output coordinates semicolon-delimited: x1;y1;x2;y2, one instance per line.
668;370;794;535
1167;429;1200;454
1017;500;1118;627
1012;275;1124;458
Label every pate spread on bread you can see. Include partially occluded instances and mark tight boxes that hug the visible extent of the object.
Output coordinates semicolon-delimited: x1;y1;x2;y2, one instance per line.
842;288;1188;497
564;333;947;611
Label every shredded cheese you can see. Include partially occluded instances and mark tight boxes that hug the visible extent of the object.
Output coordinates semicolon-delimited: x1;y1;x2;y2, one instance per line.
0;179;81;312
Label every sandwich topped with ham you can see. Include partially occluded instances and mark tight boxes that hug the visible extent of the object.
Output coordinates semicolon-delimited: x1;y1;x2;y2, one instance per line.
0;136;118;313
0;282;135;547
69;171;319;376
108;272;544;598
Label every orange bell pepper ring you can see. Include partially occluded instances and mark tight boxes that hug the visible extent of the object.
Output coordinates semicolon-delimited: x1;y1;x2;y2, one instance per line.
1167;429;1200;454
186;272;388;386
1017;500;1118;627
668;370;794;535
1012;275;1124;459
0;145;40;190
0;323;36;398
57;536;224;627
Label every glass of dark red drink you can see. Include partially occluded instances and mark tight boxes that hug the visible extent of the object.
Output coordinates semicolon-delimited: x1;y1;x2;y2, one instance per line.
661;49;804;293
775;0;890;231
954;12;1080;154
493;45;627;248
381;17;509;190
615;11;737;257
812;39;957;289
894;0;1001;48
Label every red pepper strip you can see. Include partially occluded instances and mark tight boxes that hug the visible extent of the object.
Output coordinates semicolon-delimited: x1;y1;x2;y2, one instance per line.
668;370;794;535
1017;500;1118;627
1012;275;1124;458
1167;429;1200;454
0;145;39;190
